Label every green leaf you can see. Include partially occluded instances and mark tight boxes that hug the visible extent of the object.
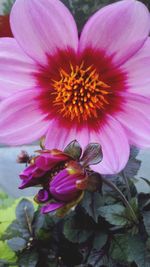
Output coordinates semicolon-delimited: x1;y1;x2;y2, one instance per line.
64;140;82;160
110;235;130;263
63;216;92;243
81;192;104;222
110;234;150;266
0;197;36;238
129;197;139;214
93;232;108;250
98;204;126;226
14;199;36;240
124;147;141;179
16;199;34;229
146;238;150;250
18;251;38;267
87;249;115;267
0;198;21;238
124;197;139;223
142;211;150;236
0;241;16;263
2;199;36;241
33;211;55;240
3;220;21;240
98;198;139;227
6;220;30;241
7;237;26;252
128;235;150;267
33;212;46;238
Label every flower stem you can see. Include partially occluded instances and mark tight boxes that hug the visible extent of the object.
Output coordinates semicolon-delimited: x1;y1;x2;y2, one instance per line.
101;176;138;223
121;170;131;200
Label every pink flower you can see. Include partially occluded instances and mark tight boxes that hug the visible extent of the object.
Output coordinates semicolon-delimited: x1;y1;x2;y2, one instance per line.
19;142;102;214
0;0;150;174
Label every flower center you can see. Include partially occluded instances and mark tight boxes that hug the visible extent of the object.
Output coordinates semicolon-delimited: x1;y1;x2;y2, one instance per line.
52;62;111;121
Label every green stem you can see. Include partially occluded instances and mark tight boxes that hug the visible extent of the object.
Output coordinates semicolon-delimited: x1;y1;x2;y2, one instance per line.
121;170;131;200
101;177;138;223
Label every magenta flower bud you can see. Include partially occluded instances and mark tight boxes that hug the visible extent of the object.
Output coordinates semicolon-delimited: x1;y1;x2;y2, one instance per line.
41;161;87;214
37;189;49;203
19;142;102;215
19;164;46;189
35;149;70;171
19;149;70;189
50;163;86;202
17;150;30;164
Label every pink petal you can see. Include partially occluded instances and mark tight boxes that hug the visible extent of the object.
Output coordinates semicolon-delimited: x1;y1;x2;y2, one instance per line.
41;202;64;213
90;116;130;174
121;37;150;96
19;165;46;189
50;169;69;187
35;151;69;171
114;93;150;148
45;121;90;150
10;0;78;64
0;38;38;99
0;89;49;145
50;169;78;202
79;0;150;66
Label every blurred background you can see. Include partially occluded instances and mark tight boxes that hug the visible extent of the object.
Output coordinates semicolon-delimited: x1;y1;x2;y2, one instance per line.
0;0;150;198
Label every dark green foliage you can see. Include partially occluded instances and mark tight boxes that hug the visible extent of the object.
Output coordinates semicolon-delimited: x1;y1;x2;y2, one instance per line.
1;170;150;267
7;237;26;252
63;213;93;243
18;251;39;267
81;191;104;223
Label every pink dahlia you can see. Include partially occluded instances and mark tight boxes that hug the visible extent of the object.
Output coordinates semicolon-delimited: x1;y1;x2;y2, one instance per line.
0;0;150;174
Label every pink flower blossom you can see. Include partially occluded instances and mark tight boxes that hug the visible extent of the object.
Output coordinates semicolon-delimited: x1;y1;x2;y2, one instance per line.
0;0;150;174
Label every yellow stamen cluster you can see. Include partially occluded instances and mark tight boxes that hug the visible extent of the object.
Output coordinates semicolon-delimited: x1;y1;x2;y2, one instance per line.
52;62;111;121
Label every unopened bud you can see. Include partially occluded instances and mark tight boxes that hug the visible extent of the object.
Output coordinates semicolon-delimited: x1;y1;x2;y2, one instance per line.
17;150;30;164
